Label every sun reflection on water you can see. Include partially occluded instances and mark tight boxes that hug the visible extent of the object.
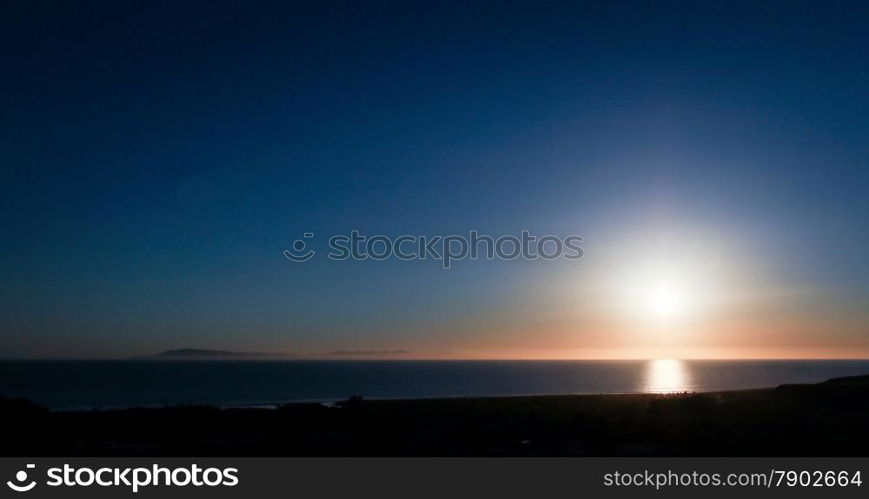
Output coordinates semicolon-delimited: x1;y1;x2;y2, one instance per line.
644;359;692;393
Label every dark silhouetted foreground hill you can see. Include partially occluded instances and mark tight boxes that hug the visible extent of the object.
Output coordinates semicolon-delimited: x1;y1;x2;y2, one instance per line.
3;374;869;456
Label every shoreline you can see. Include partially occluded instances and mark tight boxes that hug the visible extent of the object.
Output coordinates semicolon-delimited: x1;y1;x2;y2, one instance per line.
3;374;868;456
7;358;869;412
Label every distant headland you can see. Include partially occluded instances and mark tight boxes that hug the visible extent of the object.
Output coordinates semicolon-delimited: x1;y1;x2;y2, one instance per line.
134;348;413;360
138;348;295;360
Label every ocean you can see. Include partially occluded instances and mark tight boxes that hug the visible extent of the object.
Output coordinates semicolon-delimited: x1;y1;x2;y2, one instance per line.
2;359;868;410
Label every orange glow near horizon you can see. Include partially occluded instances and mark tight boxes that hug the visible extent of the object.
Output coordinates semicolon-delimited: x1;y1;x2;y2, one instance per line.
309;344;869;361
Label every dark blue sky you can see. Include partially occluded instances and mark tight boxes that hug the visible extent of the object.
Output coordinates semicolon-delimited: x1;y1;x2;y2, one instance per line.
2;1;868;357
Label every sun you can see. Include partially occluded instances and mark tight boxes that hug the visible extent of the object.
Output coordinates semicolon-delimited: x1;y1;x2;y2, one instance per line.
594;233;727;330
640;280;691;321
624;262;702;324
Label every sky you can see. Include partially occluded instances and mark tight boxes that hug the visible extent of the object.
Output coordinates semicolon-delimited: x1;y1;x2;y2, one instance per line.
2;1;868;359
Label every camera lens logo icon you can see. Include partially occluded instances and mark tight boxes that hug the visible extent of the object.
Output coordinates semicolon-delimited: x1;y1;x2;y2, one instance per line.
7;464;36;492
283;233;315;262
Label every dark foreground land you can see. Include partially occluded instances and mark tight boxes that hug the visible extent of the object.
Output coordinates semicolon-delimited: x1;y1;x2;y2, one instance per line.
4;375;869;456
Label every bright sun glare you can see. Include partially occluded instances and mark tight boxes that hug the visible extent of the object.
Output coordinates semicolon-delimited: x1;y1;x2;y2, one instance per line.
598;233;730;333
625;262;703;324
640;281;691;321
